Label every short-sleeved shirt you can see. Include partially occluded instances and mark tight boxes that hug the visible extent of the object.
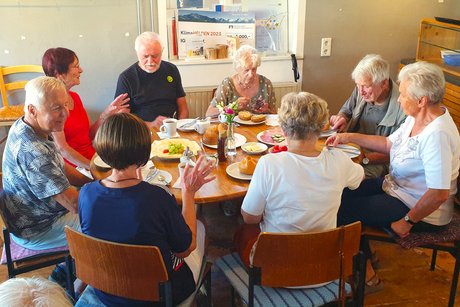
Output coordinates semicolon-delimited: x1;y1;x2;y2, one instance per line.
211;75;276;114
356;99;390;135
384;109;460;225
115;61;186;121
2;118;70;239
78;180;194;306
242;150;364;233
63;91;95;166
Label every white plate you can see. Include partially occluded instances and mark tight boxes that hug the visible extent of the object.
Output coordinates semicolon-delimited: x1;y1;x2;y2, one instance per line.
265;114;280;126
177;118;197;131
93;156;111;169
202;133;247;149
319;129;337;138
234;115;265;125
146;170;172;186
226;162;252;181
335;144;361;158
151;138;201;160
241;142;268;154
256;129;287;146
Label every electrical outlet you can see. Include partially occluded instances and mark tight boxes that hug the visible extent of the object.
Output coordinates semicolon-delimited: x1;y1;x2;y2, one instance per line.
321;37;332;57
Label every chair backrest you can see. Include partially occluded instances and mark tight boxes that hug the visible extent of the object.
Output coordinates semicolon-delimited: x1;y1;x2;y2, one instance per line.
0;65;44;108
252;221;362;288
65;226;170;302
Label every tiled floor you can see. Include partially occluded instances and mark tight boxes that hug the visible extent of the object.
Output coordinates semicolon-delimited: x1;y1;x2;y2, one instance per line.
0;203;458;306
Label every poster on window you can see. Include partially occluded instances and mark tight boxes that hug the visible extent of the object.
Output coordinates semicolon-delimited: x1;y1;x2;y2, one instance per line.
177;10;255;60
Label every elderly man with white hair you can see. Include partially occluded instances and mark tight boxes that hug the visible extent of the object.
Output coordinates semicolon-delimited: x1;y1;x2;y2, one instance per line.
329;54;406;178
2;76;90;251
115;31;188;128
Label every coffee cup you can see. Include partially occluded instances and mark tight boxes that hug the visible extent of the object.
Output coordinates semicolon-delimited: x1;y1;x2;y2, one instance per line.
195;119;210;134
178;162;194;180
160;118;177;138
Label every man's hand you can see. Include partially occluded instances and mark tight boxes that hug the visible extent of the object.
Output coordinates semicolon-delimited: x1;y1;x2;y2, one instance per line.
149;116;168;129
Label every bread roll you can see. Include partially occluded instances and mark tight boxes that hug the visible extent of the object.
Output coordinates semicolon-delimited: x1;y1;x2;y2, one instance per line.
238;111;252;121
203;125;218;145
239;156;257;175
251;114;266;123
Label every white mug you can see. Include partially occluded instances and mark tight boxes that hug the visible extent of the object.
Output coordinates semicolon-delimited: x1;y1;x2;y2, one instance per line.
195;119;210;134
160;118;177;138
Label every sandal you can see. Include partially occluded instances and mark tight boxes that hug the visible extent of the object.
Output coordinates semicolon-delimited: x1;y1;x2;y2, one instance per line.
365;273;384;295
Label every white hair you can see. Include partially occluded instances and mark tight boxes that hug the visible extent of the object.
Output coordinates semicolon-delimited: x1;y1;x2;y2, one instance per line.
398;61;445;105
134;31;162;52
24;76;66;110
233;45;261;71
351;54;390;84
0;277;73;307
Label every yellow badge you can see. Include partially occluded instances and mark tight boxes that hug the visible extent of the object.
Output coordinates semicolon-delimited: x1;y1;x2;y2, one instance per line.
167;76;173;83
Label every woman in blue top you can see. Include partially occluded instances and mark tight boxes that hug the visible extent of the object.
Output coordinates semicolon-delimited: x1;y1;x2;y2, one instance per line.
78;113;215;306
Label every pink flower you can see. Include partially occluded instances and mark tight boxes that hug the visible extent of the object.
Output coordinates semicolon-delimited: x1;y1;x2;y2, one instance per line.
225;108;234;115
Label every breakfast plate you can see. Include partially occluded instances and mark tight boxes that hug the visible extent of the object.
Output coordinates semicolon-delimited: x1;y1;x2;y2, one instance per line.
241;142;268;154
146;170;172;186
202;133;247;149
226;162;252;181
331;144;361;159
94;155;111;169
151;138;201;159
177;118;197;131
233;115;265;125
256;128;287;146
319;129;337;138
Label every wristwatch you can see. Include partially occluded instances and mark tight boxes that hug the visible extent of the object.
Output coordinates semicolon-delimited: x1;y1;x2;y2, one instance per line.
404;214;416;225
362;157;369;165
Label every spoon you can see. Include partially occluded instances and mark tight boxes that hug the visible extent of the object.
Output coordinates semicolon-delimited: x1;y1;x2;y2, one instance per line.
157;174;168;185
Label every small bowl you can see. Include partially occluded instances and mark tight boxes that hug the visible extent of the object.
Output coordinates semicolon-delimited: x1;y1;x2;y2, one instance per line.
444;54;460;66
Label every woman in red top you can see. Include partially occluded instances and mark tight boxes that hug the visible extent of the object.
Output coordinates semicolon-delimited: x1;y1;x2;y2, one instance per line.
42;48;130;170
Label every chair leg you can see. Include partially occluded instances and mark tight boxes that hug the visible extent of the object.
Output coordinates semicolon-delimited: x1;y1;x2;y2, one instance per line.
448;243;460;307
230;287;235;307
430;249;438;271
65;256;75;301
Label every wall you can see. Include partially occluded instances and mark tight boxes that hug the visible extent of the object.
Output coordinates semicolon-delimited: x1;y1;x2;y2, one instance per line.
302;0;460;114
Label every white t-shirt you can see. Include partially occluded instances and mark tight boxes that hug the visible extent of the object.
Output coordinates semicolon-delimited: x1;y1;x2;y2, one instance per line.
242;149;364;233
385;108;460;225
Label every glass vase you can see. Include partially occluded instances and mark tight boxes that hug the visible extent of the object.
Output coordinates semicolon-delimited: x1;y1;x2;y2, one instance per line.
226;122;236;157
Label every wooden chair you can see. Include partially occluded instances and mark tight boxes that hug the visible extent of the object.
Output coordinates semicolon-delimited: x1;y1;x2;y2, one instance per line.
0;189;68;278
216;222;365;307
0;65;44;127
65;226;211;307
362;208;460;307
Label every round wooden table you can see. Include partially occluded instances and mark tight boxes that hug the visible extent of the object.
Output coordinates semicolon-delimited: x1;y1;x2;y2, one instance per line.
90;123;359;205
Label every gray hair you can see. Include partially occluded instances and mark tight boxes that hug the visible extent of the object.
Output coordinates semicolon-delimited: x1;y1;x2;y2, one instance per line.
279;92;329;140
351;54;390;84
24;76;66;110
134;31;162;52
398;61;445;105
0;277;73;307
233;45;261;71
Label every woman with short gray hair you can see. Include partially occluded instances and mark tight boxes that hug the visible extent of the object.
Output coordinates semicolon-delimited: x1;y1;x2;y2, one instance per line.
234;92;364;269
206;45;276;117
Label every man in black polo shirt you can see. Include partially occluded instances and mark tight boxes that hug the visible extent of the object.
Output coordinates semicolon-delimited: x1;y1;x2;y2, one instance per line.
115;31;189;128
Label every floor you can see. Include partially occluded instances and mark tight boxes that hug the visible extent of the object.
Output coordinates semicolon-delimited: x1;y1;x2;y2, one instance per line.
0;202;458;306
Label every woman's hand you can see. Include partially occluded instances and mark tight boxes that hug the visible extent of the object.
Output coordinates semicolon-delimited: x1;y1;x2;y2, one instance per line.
237;97;250;111
391;218;412;238
182;155;216;193
330;115;347;131
101;93;130;120
325;132;350;147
